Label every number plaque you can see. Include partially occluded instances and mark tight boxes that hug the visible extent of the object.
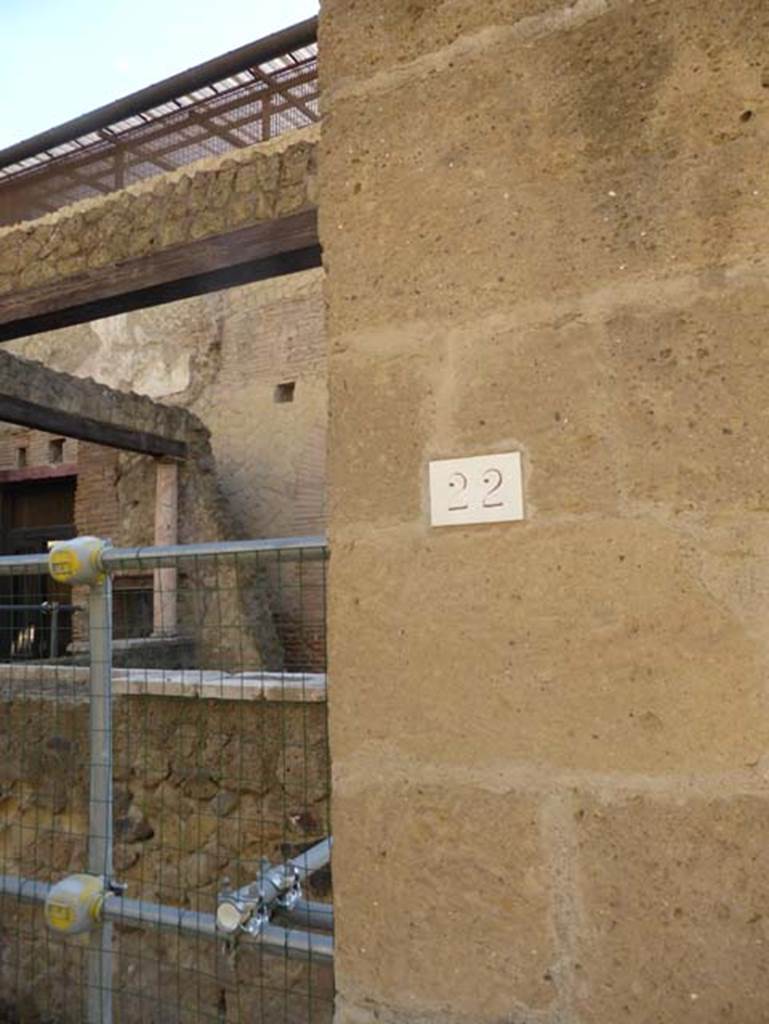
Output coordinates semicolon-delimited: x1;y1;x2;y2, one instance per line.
428;452;524;527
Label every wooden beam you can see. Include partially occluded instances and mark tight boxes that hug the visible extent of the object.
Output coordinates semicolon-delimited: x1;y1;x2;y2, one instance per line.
0;208;320;343
0;394;187;458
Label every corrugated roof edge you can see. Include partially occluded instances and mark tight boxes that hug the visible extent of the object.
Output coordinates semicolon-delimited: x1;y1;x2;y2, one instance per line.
0;16;317;172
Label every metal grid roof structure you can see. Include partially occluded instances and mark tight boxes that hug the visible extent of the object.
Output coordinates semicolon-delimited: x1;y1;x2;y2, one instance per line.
0;18;318;227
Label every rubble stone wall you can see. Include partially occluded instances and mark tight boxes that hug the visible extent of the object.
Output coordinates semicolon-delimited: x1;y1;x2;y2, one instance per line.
0;688;332;1024
0;128;318;295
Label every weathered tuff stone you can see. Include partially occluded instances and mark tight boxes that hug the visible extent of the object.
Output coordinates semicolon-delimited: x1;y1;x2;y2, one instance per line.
320;0;769;1021
332;783;554;1020
181;767;220;801
181;849;220;889
573;793;769;1024
115;807;154;844
211;790;239;818
113;845;141;874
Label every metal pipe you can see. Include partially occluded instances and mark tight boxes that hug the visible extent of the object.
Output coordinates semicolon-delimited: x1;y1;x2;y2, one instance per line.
0;603;76;611
0;536;327;577
0;18;318;172
259;922;333;964
102;535;327;571
0;875;50;904
274;899;334;934
219;837;333;935
287;837;333;879
100;897;332;961
0;877;333;965
87;577;113;1024
102;896;219;939
49;603;59;661
0;553;48;576
226;837;332;906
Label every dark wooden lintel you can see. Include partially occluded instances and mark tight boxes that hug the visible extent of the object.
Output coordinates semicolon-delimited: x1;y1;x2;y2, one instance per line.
0;208;320;343
0;394;186;459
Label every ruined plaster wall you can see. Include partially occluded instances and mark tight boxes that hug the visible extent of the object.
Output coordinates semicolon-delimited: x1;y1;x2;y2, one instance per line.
320;2;769;1023
0;127;318;294
5;268;326;669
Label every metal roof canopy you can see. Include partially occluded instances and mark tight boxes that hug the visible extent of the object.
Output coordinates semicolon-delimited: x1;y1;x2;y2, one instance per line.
0;17;318;226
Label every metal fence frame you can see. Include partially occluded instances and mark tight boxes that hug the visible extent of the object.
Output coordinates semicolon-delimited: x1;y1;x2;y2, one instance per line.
0;534;332;1024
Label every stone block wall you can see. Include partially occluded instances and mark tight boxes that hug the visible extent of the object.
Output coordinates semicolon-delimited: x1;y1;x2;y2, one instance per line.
320;1;769;1022
0;687;332;1024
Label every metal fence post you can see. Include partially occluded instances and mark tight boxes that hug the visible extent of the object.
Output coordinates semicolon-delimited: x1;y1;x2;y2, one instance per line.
49;602;59;661
87;575;113;1024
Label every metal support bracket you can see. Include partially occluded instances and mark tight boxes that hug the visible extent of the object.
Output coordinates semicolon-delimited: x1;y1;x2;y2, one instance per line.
216;838;333;939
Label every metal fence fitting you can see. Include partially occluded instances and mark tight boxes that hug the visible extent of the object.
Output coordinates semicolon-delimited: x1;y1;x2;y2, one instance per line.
217;836;333;937
44;874;106;936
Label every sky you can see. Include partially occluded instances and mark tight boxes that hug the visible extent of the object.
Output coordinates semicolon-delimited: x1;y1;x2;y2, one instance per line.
0;0;319;150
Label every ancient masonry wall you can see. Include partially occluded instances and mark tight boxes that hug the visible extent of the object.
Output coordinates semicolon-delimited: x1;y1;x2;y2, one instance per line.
0;429;77;472
4;267;326;548
320;2;769;1023
0;126;318;294
0;121;328;1022
0;128;325;671
0;430;283;668
3;266;326;668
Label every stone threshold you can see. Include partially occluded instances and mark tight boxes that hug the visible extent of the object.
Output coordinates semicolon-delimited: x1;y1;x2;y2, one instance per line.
0;663;326;703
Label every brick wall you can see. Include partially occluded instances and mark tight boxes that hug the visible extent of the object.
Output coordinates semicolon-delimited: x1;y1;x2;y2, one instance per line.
72;443;120;542
0;424;283;667
0;428;77;473
0;429;152;549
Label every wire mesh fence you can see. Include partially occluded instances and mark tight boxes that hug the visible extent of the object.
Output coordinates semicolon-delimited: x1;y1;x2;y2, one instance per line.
0;537;332;1024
